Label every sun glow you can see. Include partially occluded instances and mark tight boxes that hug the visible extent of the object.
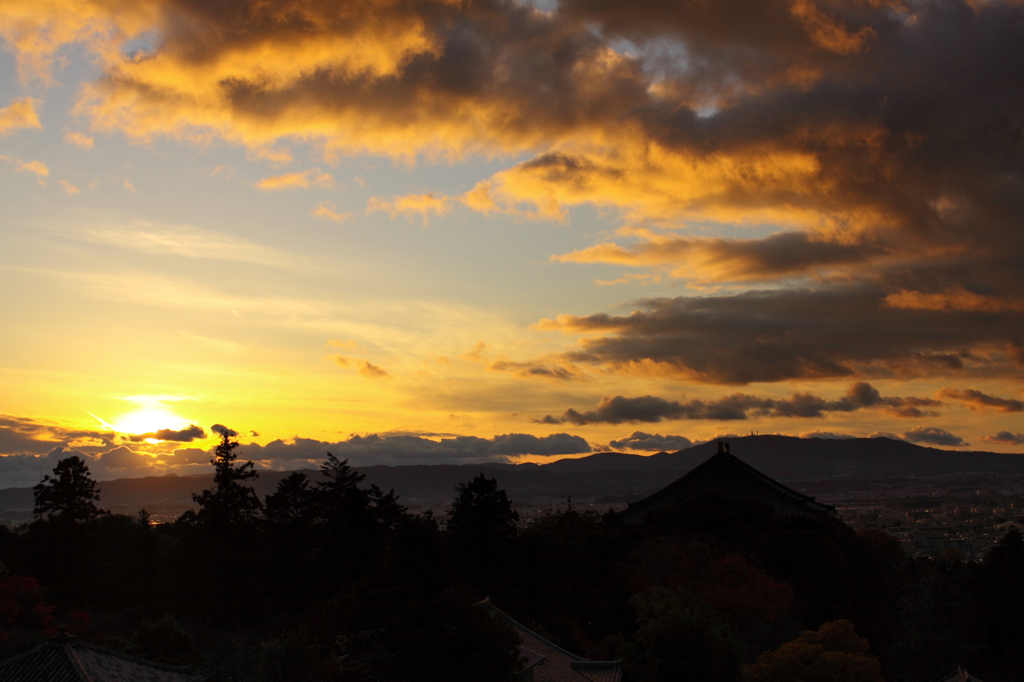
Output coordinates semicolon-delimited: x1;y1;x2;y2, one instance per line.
111;407;189;435
106;395;192;436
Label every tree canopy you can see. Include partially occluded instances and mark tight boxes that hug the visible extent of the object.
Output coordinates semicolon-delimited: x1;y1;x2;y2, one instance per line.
190;431;261;531
33;456;107;524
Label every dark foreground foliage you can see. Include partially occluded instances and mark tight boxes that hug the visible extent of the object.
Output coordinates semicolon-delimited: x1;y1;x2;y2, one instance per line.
1;439;1022;681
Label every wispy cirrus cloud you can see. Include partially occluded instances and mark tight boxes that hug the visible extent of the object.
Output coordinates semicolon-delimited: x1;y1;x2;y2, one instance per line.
60;220;295;268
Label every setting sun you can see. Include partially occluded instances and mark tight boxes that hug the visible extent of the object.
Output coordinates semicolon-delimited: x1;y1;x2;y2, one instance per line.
107;397;192;437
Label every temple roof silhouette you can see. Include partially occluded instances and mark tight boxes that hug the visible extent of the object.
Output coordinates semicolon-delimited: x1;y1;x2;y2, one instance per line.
619;440;837;524
0;626;211;682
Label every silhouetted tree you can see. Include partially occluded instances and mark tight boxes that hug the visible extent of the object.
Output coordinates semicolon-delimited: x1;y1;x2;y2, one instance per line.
32;456;107;524
381;513;451;599
448;473;518;593
190;431;261;531
888;556;986;682
264;472;316;525
980;527;1024;676
314;453;381;576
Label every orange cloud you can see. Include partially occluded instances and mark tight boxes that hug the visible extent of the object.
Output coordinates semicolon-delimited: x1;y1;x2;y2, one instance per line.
487;359;584;381
6;156;49;182
789;0;875;54
58;179;80;195
0;97;41;135
885;287;1024;313
555;230;888;283
935;388;1024;413
367;193;452;224
312;201;352;223
3;0;1022;309
257;168;334;191
64;131;94;148
462;142;827;226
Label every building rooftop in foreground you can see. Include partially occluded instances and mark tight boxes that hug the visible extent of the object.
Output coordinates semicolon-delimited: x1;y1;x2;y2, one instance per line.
936;667;986;682
619;441;837;524
487;603;623;682
0;626;211;682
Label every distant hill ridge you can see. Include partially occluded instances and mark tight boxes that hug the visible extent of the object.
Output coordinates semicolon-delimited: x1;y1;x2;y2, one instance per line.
1;435;1020;512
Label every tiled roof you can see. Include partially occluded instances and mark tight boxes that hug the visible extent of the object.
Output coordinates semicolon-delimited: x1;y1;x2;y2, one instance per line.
936;668;985;682
0;630;211;682
620;442;836;523
488;605;622;682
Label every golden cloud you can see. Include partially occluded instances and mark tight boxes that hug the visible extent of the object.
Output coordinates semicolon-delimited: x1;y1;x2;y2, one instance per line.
312;200;352;223
0;96;41;135
789;0;875;54
64;131;94;148
18;159;48;177
367;193;452;224
555;229;888;283
885;287;1024;313
58;179;80;195
935;388;1024;413
0;0;158;84
462;141;827;226
2;0;1022;336
257;168;335;191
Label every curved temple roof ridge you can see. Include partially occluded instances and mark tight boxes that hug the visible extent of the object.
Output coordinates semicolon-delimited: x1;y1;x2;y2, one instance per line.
619;440;837;524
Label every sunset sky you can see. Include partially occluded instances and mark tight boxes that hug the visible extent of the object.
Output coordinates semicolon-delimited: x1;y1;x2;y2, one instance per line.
2;0;1022;486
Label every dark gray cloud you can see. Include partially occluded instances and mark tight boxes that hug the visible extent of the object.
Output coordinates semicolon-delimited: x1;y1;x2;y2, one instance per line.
903;426;967;447
799;431;857;440
609;431;693;451
544;288;1022;385
94;446;151;469
0;415;115;455
936;388;1024;413
211;424;238;438
0;443;157;488
540;382;939;424
558;231;892;283
488;360;583;381
130;424;205;443
979;431;1024;446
